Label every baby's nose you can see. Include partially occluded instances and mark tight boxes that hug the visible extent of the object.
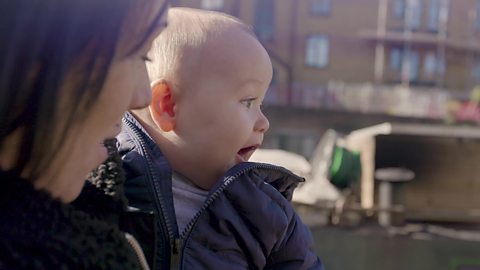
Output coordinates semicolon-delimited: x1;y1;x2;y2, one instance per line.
255;111;270;133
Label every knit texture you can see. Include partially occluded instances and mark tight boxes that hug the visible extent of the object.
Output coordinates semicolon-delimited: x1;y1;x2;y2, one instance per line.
0;140;140;269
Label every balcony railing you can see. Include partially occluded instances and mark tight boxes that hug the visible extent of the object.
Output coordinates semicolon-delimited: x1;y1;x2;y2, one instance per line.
265;81;451;120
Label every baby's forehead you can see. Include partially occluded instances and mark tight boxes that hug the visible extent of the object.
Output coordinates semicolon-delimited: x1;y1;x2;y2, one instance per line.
200;30;271;78
172;28;254;72
164;9;271;92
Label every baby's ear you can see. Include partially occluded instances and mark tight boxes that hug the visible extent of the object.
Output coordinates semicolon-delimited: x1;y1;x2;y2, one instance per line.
149;81;176;132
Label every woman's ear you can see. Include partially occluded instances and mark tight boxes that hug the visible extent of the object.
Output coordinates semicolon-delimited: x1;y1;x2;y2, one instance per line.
149;81;176;132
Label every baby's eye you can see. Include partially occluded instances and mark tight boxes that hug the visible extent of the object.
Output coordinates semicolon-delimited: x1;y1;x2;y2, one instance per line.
241;98;256;109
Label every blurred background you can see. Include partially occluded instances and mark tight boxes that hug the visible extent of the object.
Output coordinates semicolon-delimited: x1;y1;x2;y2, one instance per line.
173;1;480;269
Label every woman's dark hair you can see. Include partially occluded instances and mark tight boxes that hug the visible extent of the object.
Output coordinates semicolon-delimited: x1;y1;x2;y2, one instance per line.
0;0;169;177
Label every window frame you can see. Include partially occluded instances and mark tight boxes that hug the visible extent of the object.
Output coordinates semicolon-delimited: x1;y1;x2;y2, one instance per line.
392;0;405;19
427;0;440;32
310;0;331;16
305;34;330;69
254;0;276;41
475;0;480;31
390;48;403;71
402;50;420;81
406;0;423;31
472;60;480;83
423;51;437;79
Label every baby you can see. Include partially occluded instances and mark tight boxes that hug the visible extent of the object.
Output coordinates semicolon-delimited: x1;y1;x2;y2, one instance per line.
117;7;323;270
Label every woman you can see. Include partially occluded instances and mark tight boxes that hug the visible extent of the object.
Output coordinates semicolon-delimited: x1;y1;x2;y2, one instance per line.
0;0;169;269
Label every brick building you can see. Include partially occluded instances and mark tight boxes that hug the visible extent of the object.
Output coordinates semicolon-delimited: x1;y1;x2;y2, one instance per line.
172;0;480;156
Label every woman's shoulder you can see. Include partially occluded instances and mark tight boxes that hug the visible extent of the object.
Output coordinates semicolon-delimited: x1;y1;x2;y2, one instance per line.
0;231;139;270
0;171;139;270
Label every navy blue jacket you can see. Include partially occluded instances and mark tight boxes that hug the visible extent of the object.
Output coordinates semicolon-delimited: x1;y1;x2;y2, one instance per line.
118;112;323;270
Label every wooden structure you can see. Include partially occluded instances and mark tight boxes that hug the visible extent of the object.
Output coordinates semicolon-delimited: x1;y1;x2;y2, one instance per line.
346;122;480;223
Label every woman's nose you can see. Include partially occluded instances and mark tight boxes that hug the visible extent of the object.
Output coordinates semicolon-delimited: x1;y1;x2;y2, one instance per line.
130;84;152;110
129;65;152;110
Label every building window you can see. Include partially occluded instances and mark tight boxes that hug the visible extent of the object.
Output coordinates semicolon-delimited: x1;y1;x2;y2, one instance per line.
201;0;224;11
254;0;275;40
475;0;480;30
393;0;405;18
394;0;423;29
472;61;480;83
390;48;403;70
427;0;440;31
437;54;445;75
423;51;437;79
392;48;424;81
311;0;331;15
402;50;419;81
406;0;422;30
305;35;329;68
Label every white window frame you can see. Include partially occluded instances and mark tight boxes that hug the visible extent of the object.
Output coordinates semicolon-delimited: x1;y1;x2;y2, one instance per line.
476;0;480;30
472;61;480;83
393;0;405;18
254;0;275;40
427;0;440;31
406;0;422;30
402;50;419;81
423;51;437;78
311;0;331;15
390;48;403;70
305;35;329;68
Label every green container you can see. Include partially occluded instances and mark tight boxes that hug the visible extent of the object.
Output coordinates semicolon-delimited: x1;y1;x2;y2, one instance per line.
329;146;361;189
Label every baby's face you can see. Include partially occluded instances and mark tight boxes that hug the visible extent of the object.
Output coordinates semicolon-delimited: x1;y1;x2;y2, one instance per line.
173;28;272;188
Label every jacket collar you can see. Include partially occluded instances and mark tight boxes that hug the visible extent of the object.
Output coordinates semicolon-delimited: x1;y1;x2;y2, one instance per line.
120;112;304;201
212;162;305;201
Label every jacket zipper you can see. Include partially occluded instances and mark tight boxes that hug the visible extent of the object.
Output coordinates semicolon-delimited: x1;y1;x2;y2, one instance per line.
170;238;183;270
123;117;177;268
174;163;302;270
125;233;151;270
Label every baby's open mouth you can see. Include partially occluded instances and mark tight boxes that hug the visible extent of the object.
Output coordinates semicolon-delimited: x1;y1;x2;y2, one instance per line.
237;145;258;162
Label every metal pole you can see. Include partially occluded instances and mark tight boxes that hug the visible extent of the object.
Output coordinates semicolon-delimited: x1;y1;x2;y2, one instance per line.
467;0;476;92
378;181;393;226
436;0;449;88
402;0;414;88
287;0;299;105
374;0;388;84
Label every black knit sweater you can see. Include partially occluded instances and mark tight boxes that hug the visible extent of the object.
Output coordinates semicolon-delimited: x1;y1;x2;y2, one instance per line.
0;140;141;269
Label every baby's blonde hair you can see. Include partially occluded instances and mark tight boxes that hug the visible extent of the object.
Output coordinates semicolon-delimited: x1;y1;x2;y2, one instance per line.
146;7;254;88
